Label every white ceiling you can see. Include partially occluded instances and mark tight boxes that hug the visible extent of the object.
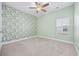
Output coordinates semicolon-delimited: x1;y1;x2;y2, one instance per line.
5;2;73;17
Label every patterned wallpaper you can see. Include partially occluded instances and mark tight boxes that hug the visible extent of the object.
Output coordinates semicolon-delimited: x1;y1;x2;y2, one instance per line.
2;4;37;42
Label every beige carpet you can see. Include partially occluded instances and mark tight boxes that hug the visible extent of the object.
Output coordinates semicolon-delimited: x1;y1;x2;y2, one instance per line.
1;37;77;56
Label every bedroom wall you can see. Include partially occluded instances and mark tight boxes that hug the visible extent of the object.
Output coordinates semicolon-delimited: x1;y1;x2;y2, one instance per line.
74;2;79;55
2;4;37;42
37;6;74;43
0;2;2;55
2;3;74;44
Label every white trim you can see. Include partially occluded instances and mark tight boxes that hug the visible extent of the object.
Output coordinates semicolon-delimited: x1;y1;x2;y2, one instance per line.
2;35;73;45
2;36;37;45
37;35;73;44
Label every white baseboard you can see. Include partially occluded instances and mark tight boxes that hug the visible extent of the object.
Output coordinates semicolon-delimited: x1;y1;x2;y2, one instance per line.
2;36;37;45
37;35;73;44
2;35;73;45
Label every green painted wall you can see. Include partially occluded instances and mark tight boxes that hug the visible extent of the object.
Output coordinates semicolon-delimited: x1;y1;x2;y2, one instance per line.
2;3;74;44
74;3;79;55
37;6;74;43
2;4;37;42
0;3;2;55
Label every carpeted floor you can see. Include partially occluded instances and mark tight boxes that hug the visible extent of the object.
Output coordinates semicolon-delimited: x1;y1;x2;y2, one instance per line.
1;37;77;56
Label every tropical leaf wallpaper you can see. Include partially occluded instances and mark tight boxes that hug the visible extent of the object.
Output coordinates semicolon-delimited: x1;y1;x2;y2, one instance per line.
2;4;37;42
